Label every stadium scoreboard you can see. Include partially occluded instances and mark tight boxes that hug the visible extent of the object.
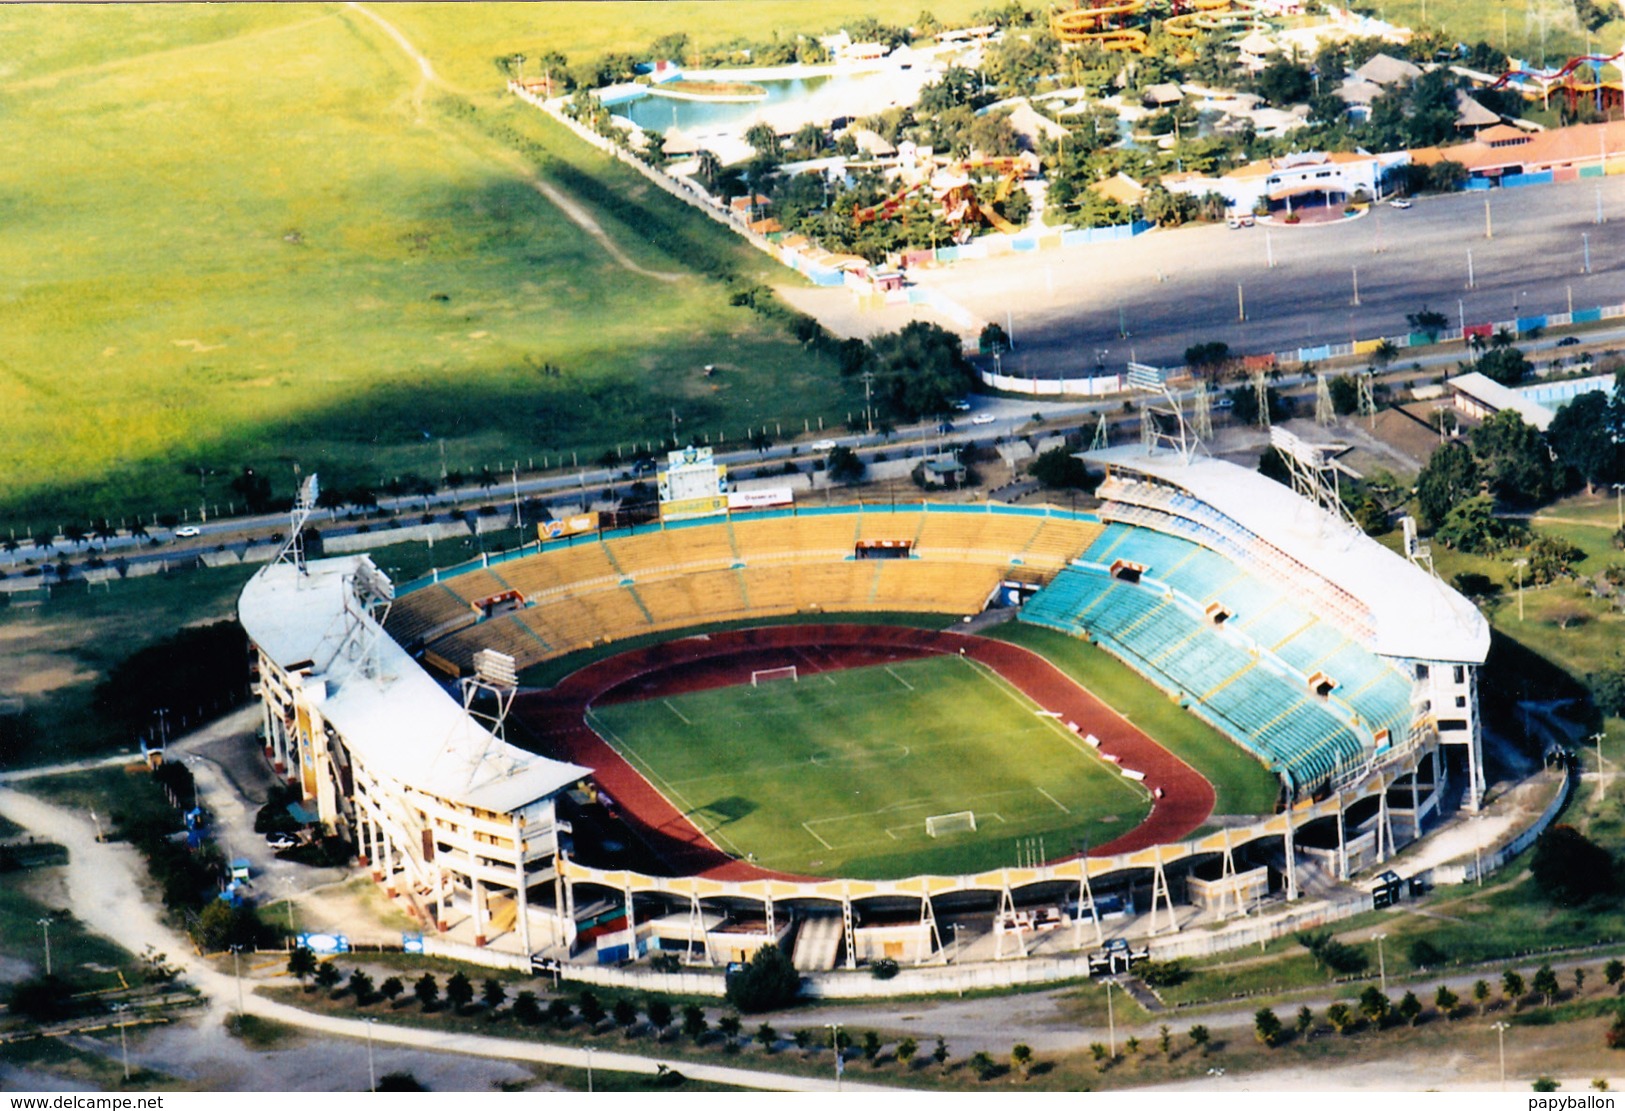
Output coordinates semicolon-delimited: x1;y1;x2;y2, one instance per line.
658;446;728;521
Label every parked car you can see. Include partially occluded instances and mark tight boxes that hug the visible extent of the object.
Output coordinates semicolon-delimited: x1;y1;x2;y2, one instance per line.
811;439;838;451
1557;336;1582;346
970;412;997;425
266;832;298;850
1226;214;1255;228
1389;199;1413;209
951;399;972;412
174;525;201;538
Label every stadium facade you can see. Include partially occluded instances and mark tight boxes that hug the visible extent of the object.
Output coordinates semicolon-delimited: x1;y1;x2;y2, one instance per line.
238;445;1489;974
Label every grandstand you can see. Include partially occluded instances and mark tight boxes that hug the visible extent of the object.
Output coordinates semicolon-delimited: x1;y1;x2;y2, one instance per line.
386;505;1105;674
1054;445;1489;805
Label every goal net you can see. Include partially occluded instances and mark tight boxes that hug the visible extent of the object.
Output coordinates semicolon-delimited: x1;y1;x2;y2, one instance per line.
925;811;977;837
750;665;798;687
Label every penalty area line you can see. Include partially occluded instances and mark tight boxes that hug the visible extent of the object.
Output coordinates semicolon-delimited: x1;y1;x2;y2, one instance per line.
885;666;916;691
663;699;691;726
1037;786;1071;814
802;822;834;850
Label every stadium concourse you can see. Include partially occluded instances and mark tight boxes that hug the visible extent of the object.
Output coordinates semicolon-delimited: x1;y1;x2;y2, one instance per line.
237;451;1489;983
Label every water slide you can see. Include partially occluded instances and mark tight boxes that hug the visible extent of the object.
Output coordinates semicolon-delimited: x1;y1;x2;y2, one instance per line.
1163;0;1255;38
1052;0;1151;52
1488;49;1625;92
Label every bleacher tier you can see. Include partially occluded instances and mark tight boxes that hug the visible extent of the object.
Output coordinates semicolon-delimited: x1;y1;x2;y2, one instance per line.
1025;537;1411;791
384;507;1104;677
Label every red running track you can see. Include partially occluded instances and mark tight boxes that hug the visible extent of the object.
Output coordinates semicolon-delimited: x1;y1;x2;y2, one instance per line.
511;625;1216;883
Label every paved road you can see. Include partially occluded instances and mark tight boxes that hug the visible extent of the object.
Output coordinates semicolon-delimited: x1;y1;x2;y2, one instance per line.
920;176;1625;375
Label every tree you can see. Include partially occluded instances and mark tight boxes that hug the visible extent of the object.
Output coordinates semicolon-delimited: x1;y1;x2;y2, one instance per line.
862;1029;883;1065
1358;986;1391;1028
826;446;866;485
413;973;439;1011
970;1050;999;1080
578;990;605;1028
377;1072;426;1092
1159;1024;1172;1056
1030;446;1094;490
933;1035;950;1070
756;1022;779;1053
1189;1024;1211;1054
867;322;978;419
482;978;506;1013
512;990;541;1025
1326;1002;1357;1034
1125;1036;1141;1057
1473;979;1492;1014
725;943;800;1012
1435;984;1460;1018
1577;967;1589;995
1475;345;1533;387
613;997;639;1037
348;969;375;1005
1011;1042;1034;1079
1532;964;1561;1008
445;971;473;1012
717;1012;743;1047
286;946;316;990
682;1003;708;1041
1436;495;1521;555
1534;1077;1561;1092
1257;57;1314;106
1606;959;1624;993
647;998;673;1039
6;975;78;1023
897;1035;919;1069
547;998;573;1027
1547;391;1619;493
1407;307;1449;341
1473;409;1562;506
979;322;1010;355
1255;1007;1285;1047
1397;990;1423;1026
1503;969;1526;1010
794;1027;815;1054
1295;1006;1314;1038
1416;441;1479;529
1532;825;1617;905
744;123;781;163
1184;341;1232;376
379;976;404;1005
313;961;342;994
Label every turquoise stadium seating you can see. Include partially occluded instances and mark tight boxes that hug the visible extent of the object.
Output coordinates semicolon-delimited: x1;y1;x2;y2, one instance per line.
1033;525;1415;790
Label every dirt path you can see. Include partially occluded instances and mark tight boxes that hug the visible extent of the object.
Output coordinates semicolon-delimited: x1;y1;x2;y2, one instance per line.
0;756;888;1092
345;2;685;284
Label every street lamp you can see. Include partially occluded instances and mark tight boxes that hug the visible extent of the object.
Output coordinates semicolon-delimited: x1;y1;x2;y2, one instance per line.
1492;1020;1510;1090
824;1023;843;1090
1595;731;1609;802
366;1016;377;1092
1513;558;1528;621
114;1002;130;1082
1374;933;1387;995
1612;482;1624;531
1105;978;1117;1059
585;1046;594;1094
230;944;245;1016
37;917;52;977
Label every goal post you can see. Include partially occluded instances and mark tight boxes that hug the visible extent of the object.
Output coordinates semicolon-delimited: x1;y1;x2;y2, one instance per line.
925;811;977;838
750;665;798;687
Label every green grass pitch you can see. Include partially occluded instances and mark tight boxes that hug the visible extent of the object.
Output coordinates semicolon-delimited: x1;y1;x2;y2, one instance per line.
588;654;1152;879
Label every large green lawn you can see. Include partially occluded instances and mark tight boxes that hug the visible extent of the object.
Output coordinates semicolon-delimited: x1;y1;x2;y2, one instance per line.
589;653;1152;878
0;4;860;528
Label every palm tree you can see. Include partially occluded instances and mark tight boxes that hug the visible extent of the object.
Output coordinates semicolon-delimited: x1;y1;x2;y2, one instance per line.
695;149;724;193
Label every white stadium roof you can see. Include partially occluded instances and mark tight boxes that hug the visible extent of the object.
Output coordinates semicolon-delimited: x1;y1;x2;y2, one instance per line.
1081;446;1491;665
239;557;587;814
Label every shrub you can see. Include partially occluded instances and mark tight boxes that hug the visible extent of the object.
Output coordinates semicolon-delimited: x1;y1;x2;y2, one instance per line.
725;944;800;1013
870;958;899;981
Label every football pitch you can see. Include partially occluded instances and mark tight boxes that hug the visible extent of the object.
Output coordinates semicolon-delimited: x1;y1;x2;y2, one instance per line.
587;654;1153;879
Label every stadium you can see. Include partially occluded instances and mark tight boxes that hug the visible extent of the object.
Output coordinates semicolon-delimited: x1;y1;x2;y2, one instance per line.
238;430;1489;984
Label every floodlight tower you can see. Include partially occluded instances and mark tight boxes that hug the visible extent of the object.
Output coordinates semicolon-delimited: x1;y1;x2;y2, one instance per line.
274;474;321;575
1315;374;1335;427
1128;363;1200;464
1192;378;1214;440
1269;427;1359;529
1357;371;1377;427
1252;368;1270;429
461;649;520;746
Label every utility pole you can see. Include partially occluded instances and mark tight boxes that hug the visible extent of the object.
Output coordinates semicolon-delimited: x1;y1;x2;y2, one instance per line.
1106;979;1117;1058
37;918;52;977
1237;283;1245;322
115;1003;130;1081
1352;266;1360;306
1484;197;1493;239
860;370;875;435
1493;1021;1509;1090
366;1017;377;1092
1595;731;1608;801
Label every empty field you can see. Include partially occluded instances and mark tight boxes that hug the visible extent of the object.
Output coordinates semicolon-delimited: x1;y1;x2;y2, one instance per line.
588;654;1151;879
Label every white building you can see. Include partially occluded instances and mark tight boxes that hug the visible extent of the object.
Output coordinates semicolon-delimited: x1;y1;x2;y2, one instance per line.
1164;149;1410;214
241;554;586;957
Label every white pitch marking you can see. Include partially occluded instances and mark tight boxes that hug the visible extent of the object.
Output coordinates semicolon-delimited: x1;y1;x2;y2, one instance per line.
802;822;834;849
886;666;915;691
663;699;692;725
1037;786;1072;814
